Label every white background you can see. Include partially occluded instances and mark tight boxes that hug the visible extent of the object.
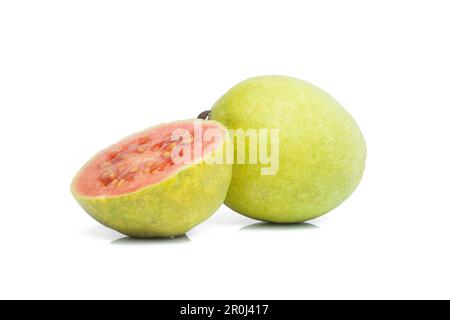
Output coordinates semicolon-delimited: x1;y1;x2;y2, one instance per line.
1;0;449;300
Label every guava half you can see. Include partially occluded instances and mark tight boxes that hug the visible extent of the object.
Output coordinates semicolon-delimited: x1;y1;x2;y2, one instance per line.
210;75;367;223
71;119;232;238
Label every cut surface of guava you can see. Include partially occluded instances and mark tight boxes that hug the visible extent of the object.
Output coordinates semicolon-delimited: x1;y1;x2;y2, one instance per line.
74;120;223;197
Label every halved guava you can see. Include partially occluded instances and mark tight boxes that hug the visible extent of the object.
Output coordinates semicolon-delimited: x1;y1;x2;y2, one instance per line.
71;119;232;238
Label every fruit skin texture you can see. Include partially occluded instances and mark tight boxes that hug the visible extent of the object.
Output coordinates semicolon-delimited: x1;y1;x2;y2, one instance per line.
210;75;367;223
71;121;232;238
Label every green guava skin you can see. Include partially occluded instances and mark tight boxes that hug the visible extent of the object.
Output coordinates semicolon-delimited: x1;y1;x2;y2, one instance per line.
210;75;366;223
71;122;232;238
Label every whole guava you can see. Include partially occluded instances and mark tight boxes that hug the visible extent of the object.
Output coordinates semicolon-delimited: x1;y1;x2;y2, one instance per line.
210;75;366;223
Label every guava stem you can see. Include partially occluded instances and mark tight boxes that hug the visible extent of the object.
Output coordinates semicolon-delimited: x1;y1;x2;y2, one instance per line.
197;110;211;120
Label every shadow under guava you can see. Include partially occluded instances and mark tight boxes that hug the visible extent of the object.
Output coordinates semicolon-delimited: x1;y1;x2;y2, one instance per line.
83;224;124;240
240;221;319;231
110;234;191;245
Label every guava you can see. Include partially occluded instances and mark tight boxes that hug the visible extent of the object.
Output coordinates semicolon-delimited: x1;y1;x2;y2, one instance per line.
209;75;366;223
71;119;232;238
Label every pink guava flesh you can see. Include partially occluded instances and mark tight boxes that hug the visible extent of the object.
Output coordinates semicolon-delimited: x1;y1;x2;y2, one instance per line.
74;120;224;197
